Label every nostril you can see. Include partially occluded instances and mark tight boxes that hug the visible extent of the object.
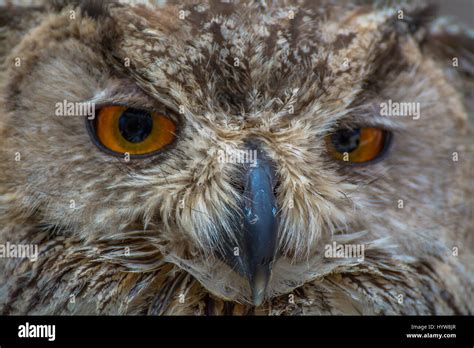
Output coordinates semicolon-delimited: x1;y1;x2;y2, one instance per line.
230;176;246;198
273;176;281;198
230;167;279;203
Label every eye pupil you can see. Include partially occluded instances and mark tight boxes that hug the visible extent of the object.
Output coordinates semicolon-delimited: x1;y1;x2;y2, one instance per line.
331;129;360;153
118;109;153;143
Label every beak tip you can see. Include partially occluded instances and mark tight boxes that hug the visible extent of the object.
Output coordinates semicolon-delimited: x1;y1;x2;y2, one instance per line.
252;292;265;307
249;266;271;307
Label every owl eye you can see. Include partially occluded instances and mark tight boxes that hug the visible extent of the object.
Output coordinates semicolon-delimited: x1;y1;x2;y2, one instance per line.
326;127;391;163
88;106;176;157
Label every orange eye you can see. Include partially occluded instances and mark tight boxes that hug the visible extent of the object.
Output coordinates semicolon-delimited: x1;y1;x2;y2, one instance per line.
90;106;176;156
326;128;390;163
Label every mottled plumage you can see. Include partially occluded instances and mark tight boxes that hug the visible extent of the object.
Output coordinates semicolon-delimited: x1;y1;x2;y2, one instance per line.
0;0;473;315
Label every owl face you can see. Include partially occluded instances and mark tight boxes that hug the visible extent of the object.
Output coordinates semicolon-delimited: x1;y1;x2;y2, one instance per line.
1;0;472;312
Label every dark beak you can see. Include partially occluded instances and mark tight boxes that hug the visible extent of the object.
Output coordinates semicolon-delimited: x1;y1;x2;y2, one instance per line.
221;142;279;306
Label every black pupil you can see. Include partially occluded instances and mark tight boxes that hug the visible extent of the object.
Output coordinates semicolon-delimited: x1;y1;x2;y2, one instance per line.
331;129;361;153
118;109;153;143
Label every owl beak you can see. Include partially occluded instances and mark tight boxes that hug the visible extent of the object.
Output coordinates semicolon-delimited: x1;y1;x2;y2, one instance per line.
238;145;278;307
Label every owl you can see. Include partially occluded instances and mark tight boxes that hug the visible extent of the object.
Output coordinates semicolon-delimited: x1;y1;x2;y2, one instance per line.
0;0;473;315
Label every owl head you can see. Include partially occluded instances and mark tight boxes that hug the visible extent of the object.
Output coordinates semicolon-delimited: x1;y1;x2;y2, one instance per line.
0;0;473;314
